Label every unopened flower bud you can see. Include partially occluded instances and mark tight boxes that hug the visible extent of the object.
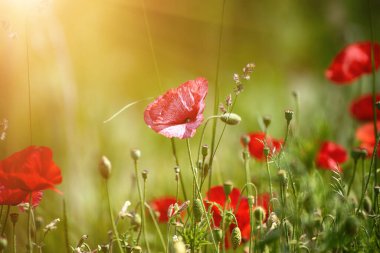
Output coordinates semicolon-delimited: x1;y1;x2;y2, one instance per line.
99;155;112;179
285;110;294;123
10;213;19;225
220;113;241;125
241;135;250;147
231;227;242;249
253;206;266;223
130;149;141;161
202;145;209;157
193;199;204;222
351;148;363;162
278;169;288;187
212;228;223;243
223;181;233;197
344;215;359;236
141;169;149;181
263;115;271;129
35;216;44;230
77;235;88;248
0;237;7;250
247;195;254;207
263;147;270;157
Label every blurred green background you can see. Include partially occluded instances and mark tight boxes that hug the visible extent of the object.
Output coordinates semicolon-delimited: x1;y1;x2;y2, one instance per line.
0;0;379;251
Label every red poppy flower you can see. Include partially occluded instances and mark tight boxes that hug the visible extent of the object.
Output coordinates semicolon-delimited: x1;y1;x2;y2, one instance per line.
356;121;380;157
244;132;282;161
0;184;42;207
205;186;270;245
326;41;380;84
350;93;380;121
144;77;208;139
150;196;178;223
315;141;348;172
0;146;62;192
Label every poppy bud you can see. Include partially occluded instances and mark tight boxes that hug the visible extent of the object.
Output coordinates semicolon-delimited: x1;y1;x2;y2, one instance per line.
363;196;372;213
10;213;19;225
284;110;294;123
212;228;223;243
141;169;149;181
223;181;233;197
0;237;7;250
193;199;204;222
278;169;288;188
263;147;270;157
247;195;254;207
130;149;141;161
132;213;142;229
220;113;241;125
202;145;209;157
253;206;266;223
350;148;363;162
99;156;112;179
263;115;271;129
231;227;242;249
344;215;359;236
241;135;250;147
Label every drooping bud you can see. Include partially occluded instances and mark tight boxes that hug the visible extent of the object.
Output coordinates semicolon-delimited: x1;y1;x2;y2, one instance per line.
99;155;112;179
223;181;233;198
263;115;271;129
130;149;141;161
231;227;242;249
284;110;294;123
247;195;254;207
202;145;209;157
253;206;266;223
193;199;204;222
212;228;223;244
241;135;250;148
141;169;149;181
220;113;242;125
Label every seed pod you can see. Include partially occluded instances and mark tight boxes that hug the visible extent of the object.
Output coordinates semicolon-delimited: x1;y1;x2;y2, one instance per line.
212;228;223;243
231;227;242;249
130;149;141;161
220;113;241;125
193;199;204;222
263;115;271;129
223;181;233;197
202;145;209;157
99;156;112;179
253;206;266;223
284;110;294;122
141;169;149;181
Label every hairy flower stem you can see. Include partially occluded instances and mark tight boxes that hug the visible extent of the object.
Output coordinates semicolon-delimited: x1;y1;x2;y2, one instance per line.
186;139;218;252
266;155;274;200
27;195;33;253
347;160;358;196
209;0;226;193
133;161;150;252
368;0;378;213
105;182;124;253
0;206;9;236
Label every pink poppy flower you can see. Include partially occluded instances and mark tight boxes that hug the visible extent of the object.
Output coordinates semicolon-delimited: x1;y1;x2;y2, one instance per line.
325;41;380;84
144;78;208;139
315;141;348;172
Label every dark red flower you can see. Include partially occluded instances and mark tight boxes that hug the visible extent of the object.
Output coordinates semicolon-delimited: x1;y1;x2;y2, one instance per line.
144;78;208;139
0;184;43;207
326;41;380;84
205;185;270;245
0;146;62;192
350;93;380;121
244;132;282;161
356;121;380;157
315;141;348;172
150;196;178;223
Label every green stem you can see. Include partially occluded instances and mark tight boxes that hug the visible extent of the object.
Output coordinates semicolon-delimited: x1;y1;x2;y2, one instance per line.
221;200;228;253
105;182;124;253
186;139;218;252
142;178;151;253
171;139;187;200
134;160;150;252
278;120;291;165
266;155;274;200
145;203;166;252
12;219;16;253
27;195;33;253
0;205;9;236
347;160;358;196
209;0;226;192
62;198;70;253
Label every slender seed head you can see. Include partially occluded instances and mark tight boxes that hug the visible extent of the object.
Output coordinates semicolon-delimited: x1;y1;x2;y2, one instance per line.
99;155;112;179
130;149;141;161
